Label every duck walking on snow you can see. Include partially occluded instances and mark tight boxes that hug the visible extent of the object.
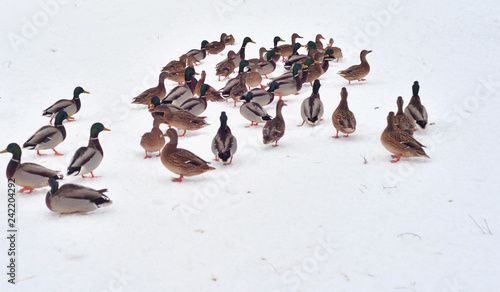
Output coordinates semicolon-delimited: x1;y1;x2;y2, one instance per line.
404;81;428;129
263;100;287;147
299;79;324;126
67;122;110;178
337;50;372;84
43;86;89;125
332;87;356;138
381;112;430;163
212;112;237;165
24;110;68;156
1;143;63;193
240;92;272;127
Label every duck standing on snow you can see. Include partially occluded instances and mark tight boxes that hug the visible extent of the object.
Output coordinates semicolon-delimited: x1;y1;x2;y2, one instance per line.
332;87;356;138
404;81;428;129
131;72;169;105
240;92;273;127
217;36;256;71
394;96;415;135
246;81;281;107
299;79;324;127
161;67;198;106
381;112;430;163
67;122;110;178
337;50;372;84
1;143;63;193
263;100;287;147
45;178;112;213
179;84;210;116
161;128;215;182
275;63;304;100
212;111;237;165
140;115;166;159
254;51;279;79
278;33;303;62
43;86;89;125
24;110;68;156
186;40;209;65
215;50;237;81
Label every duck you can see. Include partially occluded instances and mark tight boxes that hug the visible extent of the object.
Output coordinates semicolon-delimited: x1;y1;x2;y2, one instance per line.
332;87;356;138
217;36;255;70
150;105;209;137
263;100;287;146
283;42;303;69
229;71;248;107
164;56;197;84
315;34;325;50
299;79;324;126
161;54;188;73
247;47;268;67
269;36;285;62
67;122;110;178
381;112;430;163
304;53;327;85
131;72;168;105
394;96;415;135
45;178;112;213
23;110;68;156
43;87;89;124
284;41;317;70
337;50;372;84
220;60;247;99
404;81;428;129
245;66;263;88
140;115;166;159
161;128;215;182
161;67;198;106
270;58;312;85
224;34;235;45
240;92;272;127
179;84;210;116
206;33;227;55
150;96;183;120
244;81;281;106
186;40;209;64
193;72;223;102
212;111;237;165
277;33;303;62
254;51;279;78
324;38;343;62
215;50;237;81
1;143;63;193
275;63;304;100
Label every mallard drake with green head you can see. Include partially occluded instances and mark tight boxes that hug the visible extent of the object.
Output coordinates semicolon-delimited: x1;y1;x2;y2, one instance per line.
299;80;324;127
217;36;255;70
132;72;169;105
332;87;356;138
220;60;247;99
186;40;209;64
240;92;272;127
180;84;210;116
394;96;415;135
212;111;237;165
381;112;430;163
270;36;285;62
275;63;304;100
324;38;343;62
161;128;215;182
1;143;63;193
254;51;279;79
45;178;112;213
43;87;89;124
263;99;287;147
404;81;428;129
24;110;68;156
278;33;303;62
150;106;209;137
150;96;183;120
337;50;372;84
67;123;110;178
140;115;166;159
162;67;198;106
245;81;281;106
229;70;248;107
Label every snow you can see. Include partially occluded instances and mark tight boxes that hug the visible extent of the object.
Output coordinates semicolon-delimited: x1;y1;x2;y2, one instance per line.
1;0;500;291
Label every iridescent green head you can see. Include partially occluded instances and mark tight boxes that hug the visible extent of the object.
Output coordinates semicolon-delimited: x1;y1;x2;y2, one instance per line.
54;110;69;126
90;122;110;138
239;60;249;73
219;111;228;128
268;81;281;92
312;80;321;94
244;91;254;102
292;63;302;76
1;143;22;160
184;67;196;81
201;40;209;49
243;37;255;46
74;86;90;98
200;84;211;97
48;177;59;194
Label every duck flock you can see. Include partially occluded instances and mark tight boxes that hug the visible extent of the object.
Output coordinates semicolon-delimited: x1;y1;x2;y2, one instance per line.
1;33;430;214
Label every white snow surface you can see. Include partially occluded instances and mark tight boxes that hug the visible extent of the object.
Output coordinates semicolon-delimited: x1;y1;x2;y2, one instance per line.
1;0;500;291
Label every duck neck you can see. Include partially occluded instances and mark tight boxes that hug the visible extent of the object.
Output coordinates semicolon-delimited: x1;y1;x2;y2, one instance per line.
396;99;404;115
54;117;67;139
88;134;103;153
6;154;20;180
276;102;285;120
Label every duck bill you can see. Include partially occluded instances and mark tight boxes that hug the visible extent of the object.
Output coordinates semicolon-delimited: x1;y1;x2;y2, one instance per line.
103;128;111;131
83;90;90;94
0;149;8;153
